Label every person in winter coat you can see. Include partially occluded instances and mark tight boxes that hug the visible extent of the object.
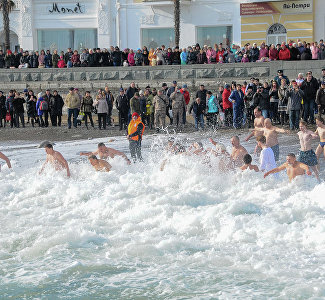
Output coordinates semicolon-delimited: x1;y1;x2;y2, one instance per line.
115;88;129;130
316;81;325;116
278;79;289;126
153;89;167;129
26;95;37;127
180;84;190;125
65;87;81;129
130;92;141;116
44;50;53;68
229;84;245;129
71;50;80;67
269;44;279;60
259;43;268;60
301;45;312;60
94;92;108;129
170;87;186;128
5;90;15;127
222;84;233;126
50;90;64;126
286;80;304;130
36;97;45;127
196;49;207;64
81;91;94;128
189;97;205;130
206;47;217;64
300;71;319;124
128;49;135;66
180;48;188;65
134;49;143;66
52;50;60;68
12;91;25;128
0;91;6;127
278;44;291;60
206;91;219;128
253;86;270;118
250;43;260;62
58;56;66;68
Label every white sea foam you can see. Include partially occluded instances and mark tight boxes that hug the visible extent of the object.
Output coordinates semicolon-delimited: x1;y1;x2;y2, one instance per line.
0;133;325;299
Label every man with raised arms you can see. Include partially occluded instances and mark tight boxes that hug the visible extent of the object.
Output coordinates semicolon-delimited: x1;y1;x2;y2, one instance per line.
264;153;312;182
252;118;290;161
40;143;70;177
315;116;325;164
297;120;320;182
88;155;111;172
0;151;11;171
80;142;131;165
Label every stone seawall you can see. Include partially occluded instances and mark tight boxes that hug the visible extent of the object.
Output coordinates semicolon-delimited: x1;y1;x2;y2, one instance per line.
0;60;324;92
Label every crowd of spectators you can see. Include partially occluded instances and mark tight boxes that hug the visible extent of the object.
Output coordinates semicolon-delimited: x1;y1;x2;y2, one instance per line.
1;68;325;132
1;39;325;69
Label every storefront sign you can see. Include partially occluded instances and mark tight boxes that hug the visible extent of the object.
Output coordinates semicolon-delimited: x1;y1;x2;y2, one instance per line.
240;0;313;16
49;2;85;14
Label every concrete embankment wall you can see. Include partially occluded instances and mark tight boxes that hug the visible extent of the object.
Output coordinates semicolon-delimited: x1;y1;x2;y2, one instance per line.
0;60;324;93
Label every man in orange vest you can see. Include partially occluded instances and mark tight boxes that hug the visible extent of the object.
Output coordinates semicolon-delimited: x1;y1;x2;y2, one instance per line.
127;112;145;162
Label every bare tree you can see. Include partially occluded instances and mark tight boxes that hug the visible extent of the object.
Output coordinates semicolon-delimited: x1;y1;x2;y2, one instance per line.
174;0;180;47
0;0;15;50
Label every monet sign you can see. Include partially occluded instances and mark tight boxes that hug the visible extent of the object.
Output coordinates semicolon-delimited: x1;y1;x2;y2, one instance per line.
48;2;85;14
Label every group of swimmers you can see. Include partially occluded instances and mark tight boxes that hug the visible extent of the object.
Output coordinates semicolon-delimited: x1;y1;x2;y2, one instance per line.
0;114;324;182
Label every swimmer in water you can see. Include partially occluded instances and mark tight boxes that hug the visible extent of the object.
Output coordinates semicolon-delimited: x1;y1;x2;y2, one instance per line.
264;153;312;182
88;155;111;172
240;154;259;172
188;142;206;156
80;142;131;165
208;140;232;172
315;116;325;165
160;142;186;171
0;151;12;171
297;120;320;182
40;143;71;177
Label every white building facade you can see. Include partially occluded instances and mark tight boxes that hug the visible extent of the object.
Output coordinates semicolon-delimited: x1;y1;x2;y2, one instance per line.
0;0;324;52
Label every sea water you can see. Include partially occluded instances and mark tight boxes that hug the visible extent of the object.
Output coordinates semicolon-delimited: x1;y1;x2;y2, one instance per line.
0;133;325;299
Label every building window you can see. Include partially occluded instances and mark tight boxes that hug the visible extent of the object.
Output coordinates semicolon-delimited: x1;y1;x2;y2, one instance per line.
37;29;98;52
267;23;287;46
196;26;232;47
141;28;175;49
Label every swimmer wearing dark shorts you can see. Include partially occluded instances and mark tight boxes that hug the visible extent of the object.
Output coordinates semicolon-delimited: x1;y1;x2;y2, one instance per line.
320;142;325;148
271;144;280;161
298;149;318;166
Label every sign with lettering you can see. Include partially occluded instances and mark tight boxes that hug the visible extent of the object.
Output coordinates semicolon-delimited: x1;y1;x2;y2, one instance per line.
48;2;85;14
240;0;313;16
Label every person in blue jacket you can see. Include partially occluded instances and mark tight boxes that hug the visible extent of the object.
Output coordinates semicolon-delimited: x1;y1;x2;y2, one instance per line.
206;91;219;128
229;83;245;129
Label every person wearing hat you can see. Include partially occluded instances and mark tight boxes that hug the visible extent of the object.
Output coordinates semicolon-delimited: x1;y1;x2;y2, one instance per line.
153;89;168;130
65;87;81;129
274;69;289;86
180;84;190;124
130;92;141;116
161;83;172;124
316;81;325;117
196;84;207;108
115;88;129;130
170;86;186;129
134;48;143;66
127;112;145;162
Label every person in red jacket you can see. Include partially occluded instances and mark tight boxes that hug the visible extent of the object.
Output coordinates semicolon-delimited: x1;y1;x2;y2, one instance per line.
180;84;190;124
222;84;233;126
278;43;291;60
